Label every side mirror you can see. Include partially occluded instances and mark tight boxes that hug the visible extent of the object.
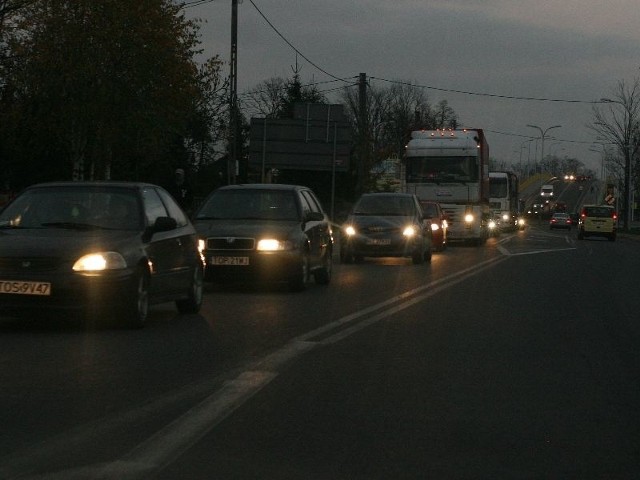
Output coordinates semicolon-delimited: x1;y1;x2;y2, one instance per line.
152;216;177;232
304;211;325;222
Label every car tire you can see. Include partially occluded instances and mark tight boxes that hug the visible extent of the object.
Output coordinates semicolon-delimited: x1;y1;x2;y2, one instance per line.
424;246;432;263
340;248;353;264
314;251;332;285
609;233;616;242
124;268;150;328
289;253;310;292
176;264;204;314
577;229;584;240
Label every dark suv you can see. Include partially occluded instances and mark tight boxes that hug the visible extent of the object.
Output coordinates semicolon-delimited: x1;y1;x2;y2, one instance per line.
193;184;333;290
340;193;432;264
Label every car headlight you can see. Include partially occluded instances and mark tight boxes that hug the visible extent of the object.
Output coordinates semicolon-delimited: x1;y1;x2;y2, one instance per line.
403;226;416;237
502;213;510;221
344;225;356;236
73;252;127;271
430;223;440;232
256;238;293;251
197;238;206;253
488;220;496;229
464;213;474;223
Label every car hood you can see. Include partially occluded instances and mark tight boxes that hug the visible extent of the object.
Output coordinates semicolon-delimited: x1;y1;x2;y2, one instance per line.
346;214;417;229
0;227;140;258
193;219;302;238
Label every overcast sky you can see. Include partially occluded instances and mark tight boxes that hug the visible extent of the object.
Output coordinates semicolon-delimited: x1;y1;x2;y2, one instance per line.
185;0;640;174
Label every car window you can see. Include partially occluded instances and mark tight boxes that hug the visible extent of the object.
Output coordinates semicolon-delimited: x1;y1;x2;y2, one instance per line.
142;187;169;225
584;207;613;217
355;195;416;216
156;187;189;227
301;190;322;214
197;189;299;221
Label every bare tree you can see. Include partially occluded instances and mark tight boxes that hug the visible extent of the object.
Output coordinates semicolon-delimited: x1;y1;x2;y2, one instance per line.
242;77;287;118
589;78;640;230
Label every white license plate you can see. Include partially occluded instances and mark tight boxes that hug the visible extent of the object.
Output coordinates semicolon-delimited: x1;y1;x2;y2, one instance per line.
0;280;51;296
211;256;250;266
366;238;391;246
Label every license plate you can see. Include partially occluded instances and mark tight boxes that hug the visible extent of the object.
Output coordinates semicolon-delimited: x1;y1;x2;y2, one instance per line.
0;280;51;296
211;256;250;266
366;238;391;246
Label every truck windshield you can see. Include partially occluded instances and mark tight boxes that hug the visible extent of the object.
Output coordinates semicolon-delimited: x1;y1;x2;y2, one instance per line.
489;178;508;198
406;156;478;183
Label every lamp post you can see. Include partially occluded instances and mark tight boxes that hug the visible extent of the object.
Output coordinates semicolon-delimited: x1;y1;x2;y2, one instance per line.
527;124;561;175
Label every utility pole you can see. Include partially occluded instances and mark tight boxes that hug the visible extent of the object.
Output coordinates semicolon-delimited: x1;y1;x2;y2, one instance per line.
228;0;238;185
357;73;367;195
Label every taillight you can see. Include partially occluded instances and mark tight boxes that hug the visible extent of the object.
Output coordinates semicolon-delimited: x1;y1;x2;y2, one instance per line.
612;212;618;220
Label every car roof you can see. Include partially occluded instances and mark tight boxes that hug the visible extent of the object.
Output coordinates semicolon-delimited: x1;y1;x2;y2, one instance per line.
26;181;156;190
360;192;415;198
216;183;310;192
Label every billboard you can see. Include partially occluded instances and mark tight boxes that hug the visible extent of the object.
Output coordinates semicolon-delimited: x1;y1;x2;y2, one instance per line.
248;103;351;173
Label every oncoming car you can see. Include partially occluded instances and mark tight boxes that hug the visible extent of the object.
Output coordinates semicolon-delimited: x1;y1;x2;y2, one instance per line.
0;182;205;327
193;184;333;291
577;204;617;241
340;193;432;264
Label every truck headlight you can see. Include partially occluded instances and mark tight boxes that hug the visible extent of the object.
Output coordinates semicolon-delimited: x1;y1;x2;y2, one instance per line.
403;226;416;237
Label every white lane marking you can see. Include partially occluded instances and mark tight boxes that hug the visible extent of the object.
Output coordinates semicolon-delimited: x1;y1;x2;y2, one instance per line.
12;255;509;479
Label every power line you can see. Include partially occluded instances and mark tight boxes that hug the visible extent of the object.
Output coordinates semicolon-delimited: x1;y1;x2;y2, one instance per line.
369;76;606;105
247;0;350;83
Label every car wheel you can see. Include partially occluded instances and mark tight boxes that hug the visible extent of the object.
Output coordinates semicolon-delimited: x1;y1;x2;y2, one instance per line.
412;245;425;264
340;247;353;264
124;268;149;328
176;264;204;314
577;228;584;240
289;253;310;291
609;233;616;242
314;250;332;285
424;246;432;263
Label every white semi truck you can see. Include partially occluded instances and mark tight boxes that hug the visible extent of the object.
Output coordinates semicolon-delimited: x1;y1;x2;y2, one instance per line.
402;129;491;245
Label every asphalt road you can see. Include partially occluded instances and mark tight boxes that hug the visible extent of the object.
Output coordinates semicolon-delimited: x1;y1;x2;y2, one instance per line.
1;226;639;479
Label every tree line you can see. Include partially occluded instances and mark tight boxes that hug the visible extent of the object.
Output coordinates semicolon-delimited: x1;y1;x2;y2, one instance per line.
0;0;462;205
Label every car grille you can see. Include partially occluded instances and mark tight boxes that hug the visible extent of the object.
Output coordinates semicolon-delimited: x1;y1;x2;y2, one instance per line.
363;225;400;234
0;257;60;273
206;237;255;251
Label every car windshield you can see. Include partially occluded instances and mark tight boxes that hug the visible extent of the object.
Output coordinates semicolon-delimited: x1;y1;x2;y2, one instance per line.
196;189;300;221
0;186;142;230
354;195;416;216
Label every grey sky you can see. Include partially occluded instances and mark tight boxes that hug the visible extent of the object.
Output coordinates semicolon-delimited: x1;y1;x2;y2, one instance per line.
186;0;640;174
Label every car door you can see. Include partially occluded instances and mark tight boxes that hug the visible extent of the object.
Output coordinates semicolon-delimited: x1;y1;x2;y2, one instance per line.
141;186;183;296
299;189;330;268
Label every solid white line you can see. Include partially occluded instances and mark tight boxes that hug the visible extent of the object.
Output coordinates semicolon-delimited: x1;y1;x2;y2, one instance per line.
21;255;510;479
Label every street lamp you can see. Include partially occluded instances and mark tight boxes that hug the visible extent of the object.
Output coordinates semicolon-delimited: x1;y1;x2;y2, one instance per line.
527;124;562;174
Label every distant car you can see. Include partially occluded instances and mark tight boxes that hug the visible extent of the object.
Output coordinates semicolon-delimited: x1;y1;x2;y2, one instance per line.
549;212;572;230
577;204;617;241
0;181;205;327
193;184;333;291
340;193;432;264
419;200;448;251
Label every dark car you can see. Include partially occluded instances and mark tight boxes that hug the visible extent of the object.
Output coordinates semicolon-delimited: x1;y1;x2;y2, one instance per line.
340;193;432;264
549;212;572;230
0;182;205;327
193;184;333;291
420;200;448;251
